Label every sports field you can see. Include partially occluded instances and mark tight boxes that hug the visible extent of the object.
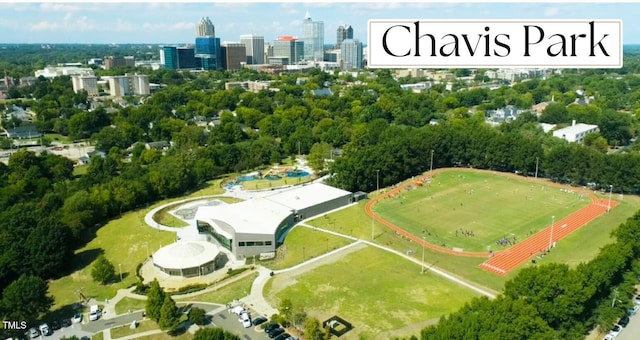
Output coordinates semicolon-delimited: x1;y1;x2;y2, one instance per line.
372;170;590;253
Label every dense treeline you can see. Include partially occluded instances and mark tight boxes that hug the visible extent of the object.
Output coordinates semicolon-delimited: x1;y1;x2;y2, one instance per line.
328;117;640;193
419;211;640;339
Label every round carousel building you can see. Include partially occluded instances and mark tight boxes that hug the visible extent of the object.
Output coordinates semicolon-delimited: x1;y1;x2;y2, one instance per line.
152;241;220;277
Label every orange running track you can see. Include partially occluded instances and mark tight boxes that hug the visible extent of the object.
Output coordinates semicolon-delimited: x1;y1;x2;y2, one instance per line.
479;196;618;276
364;168;619;275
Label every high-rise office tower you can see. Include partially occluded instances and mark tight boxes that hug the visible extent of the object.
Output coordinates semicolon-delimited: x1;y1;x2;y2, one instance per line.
71;75;98;96
336;25;353;48
194;17;219;70
302;11;324;61
240;34;265;64
273;36;304;65
160;46;179;70
221;43;247;70
196;17;215;37
340;39;363;70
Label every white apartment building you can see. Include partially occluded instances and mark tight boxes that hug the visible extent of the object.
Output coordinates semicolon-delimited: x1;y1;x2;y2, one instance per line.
35;66;94;79
71;75;99;97
106;74;150;97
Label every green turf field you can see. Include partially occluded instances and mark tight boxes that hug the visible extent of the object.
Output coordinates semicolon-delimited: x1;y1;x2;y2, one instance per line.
372;170;590;253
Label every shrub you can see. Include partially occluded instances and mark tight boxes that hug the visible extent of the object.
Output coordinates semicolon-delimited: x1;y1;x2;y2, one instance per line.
188;307;207;325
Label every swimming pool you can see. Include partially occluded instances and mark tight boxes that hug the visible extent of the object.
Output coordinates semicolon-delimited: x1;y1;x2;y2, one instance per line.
286;170;310;178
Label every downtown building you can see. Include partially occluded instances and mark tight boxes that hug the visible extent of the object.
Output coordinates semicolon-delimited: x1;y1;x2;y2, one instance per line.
301;11;324;61
194;17;221;70
221;43;247;70
240;34;265;65
336;24;353;48
271;36;304;65
340;39;363;70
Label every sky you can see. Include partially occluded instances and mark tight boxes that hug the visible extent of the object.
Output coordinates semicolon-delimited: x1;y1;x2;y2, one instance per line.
0;1;638;45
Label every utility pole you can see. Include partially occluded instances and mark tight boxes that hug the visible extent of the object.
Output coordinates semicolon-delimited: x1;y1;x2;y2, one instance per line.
548;215;555;251
535;157;539;179
371;169;380;241
430;150;434;172
421;231;426;274
608;185;613;213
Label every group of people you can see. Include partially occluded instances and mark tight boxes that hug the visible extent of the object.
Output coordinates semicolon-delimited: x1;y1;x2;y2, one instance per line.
455;228;475;237
496;235;517;246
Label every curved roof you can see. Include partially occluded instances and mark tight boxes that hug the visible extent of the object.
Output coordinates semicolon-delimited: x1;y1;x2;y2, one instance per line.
153;241;219;270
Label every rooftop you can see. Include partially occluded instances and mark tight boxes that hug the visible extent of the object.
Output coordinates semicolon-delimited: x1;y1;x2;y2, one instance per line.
153;241;219;270
553;122;599;136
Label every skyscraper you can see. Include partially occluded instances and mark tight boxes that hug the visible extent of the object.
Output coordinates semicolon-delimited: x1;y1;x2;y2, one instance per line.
273;36;304;65
340;39;363;70
194;17;219;70
240;34;265;64
302;11;324;61
336;25;354;48
196;17;215;37
221;43;247;70
160;46;179;70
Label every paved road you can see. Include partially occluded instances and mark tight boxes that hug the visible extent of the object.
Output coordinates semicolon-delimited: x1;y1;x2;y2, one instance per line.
612;309;640;340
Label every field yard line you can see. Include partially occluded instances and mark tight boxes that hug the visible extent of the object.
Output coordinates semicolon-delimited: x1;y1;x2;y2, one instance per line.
298;223;498;299
362;240;497;299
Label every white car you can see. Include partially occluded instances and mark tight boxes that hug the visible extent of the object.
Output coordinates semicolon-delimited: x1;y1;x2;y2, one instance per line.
634;295;640;305
28;328;39;339
72;313;82;323
608;324;622;338
603;334;614;340
38;324;51;337
239;312;252;328
89;305;101;321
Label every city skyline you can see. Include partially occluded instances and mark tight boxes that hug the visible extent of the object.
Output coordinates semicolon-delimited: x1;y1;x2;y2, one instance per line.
0;2;639;45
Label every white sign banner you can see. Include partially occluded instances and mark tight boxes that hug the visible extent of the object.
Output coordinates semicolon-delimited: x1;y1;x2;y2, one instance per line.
368;20;623;68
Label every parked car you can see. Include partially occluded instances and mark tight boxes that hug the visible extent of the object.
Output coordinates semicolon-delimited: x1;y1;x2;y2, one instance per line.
239;312;251;328
264;322;280;333
274;333;291;340
608;324;622;337
603;334;614;340
28;328;39;339
50;321;60;331
618;315;630;327
38;324;52;337
252;316;268;326
634;295;640;305
627;305;639;316
61;319;72;328
72;313;82;324
89;305;101;321
268;328;285;339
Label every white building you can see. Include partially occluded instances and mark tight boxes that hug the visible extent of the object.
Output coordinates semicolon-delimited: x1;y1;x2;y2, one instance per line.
35;66;94;79
552;120;599;144
106;74;150;97
71;75;99;97
240;34;265;65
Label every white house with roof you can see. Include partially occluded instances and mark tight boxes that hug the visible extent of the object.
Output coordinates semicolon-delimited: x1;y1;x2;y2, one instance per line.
552;120;599;144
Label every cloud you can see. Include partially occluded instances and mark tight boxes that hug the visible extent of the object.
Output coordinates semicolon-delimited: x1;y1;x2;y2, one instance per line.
171;22;195;30
545;7;560;17
30;21;59;32
289;19;303;27
40;3;81;12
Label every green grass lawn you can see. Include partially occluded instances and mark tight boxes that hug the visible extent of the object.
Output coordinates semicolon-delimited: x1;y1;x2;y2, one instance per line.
306;185;640;293
174;272;258;304
373;170;589;252
111;320;159;339
73;165;89;176
115;297;147;315
228;173;317;191
265;246;480;338
47;208;176;313
134;332;192;340
46;133;73;144
92;331;105;340
260;225;354;270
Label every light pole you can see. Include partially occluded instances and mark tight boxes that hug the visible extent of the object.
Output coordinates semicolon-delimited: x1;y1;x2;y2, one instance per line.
548;215;555;251
119;264;123;282
421;231;426;274
430;150;434;172
607;185;613;213
535;157;539;179
372;169;380;240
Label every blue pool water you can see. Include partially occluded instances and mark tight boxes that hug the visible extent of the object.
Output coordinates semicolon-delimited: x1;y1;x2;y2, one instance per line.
286;171;310;178
236;175;259;182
